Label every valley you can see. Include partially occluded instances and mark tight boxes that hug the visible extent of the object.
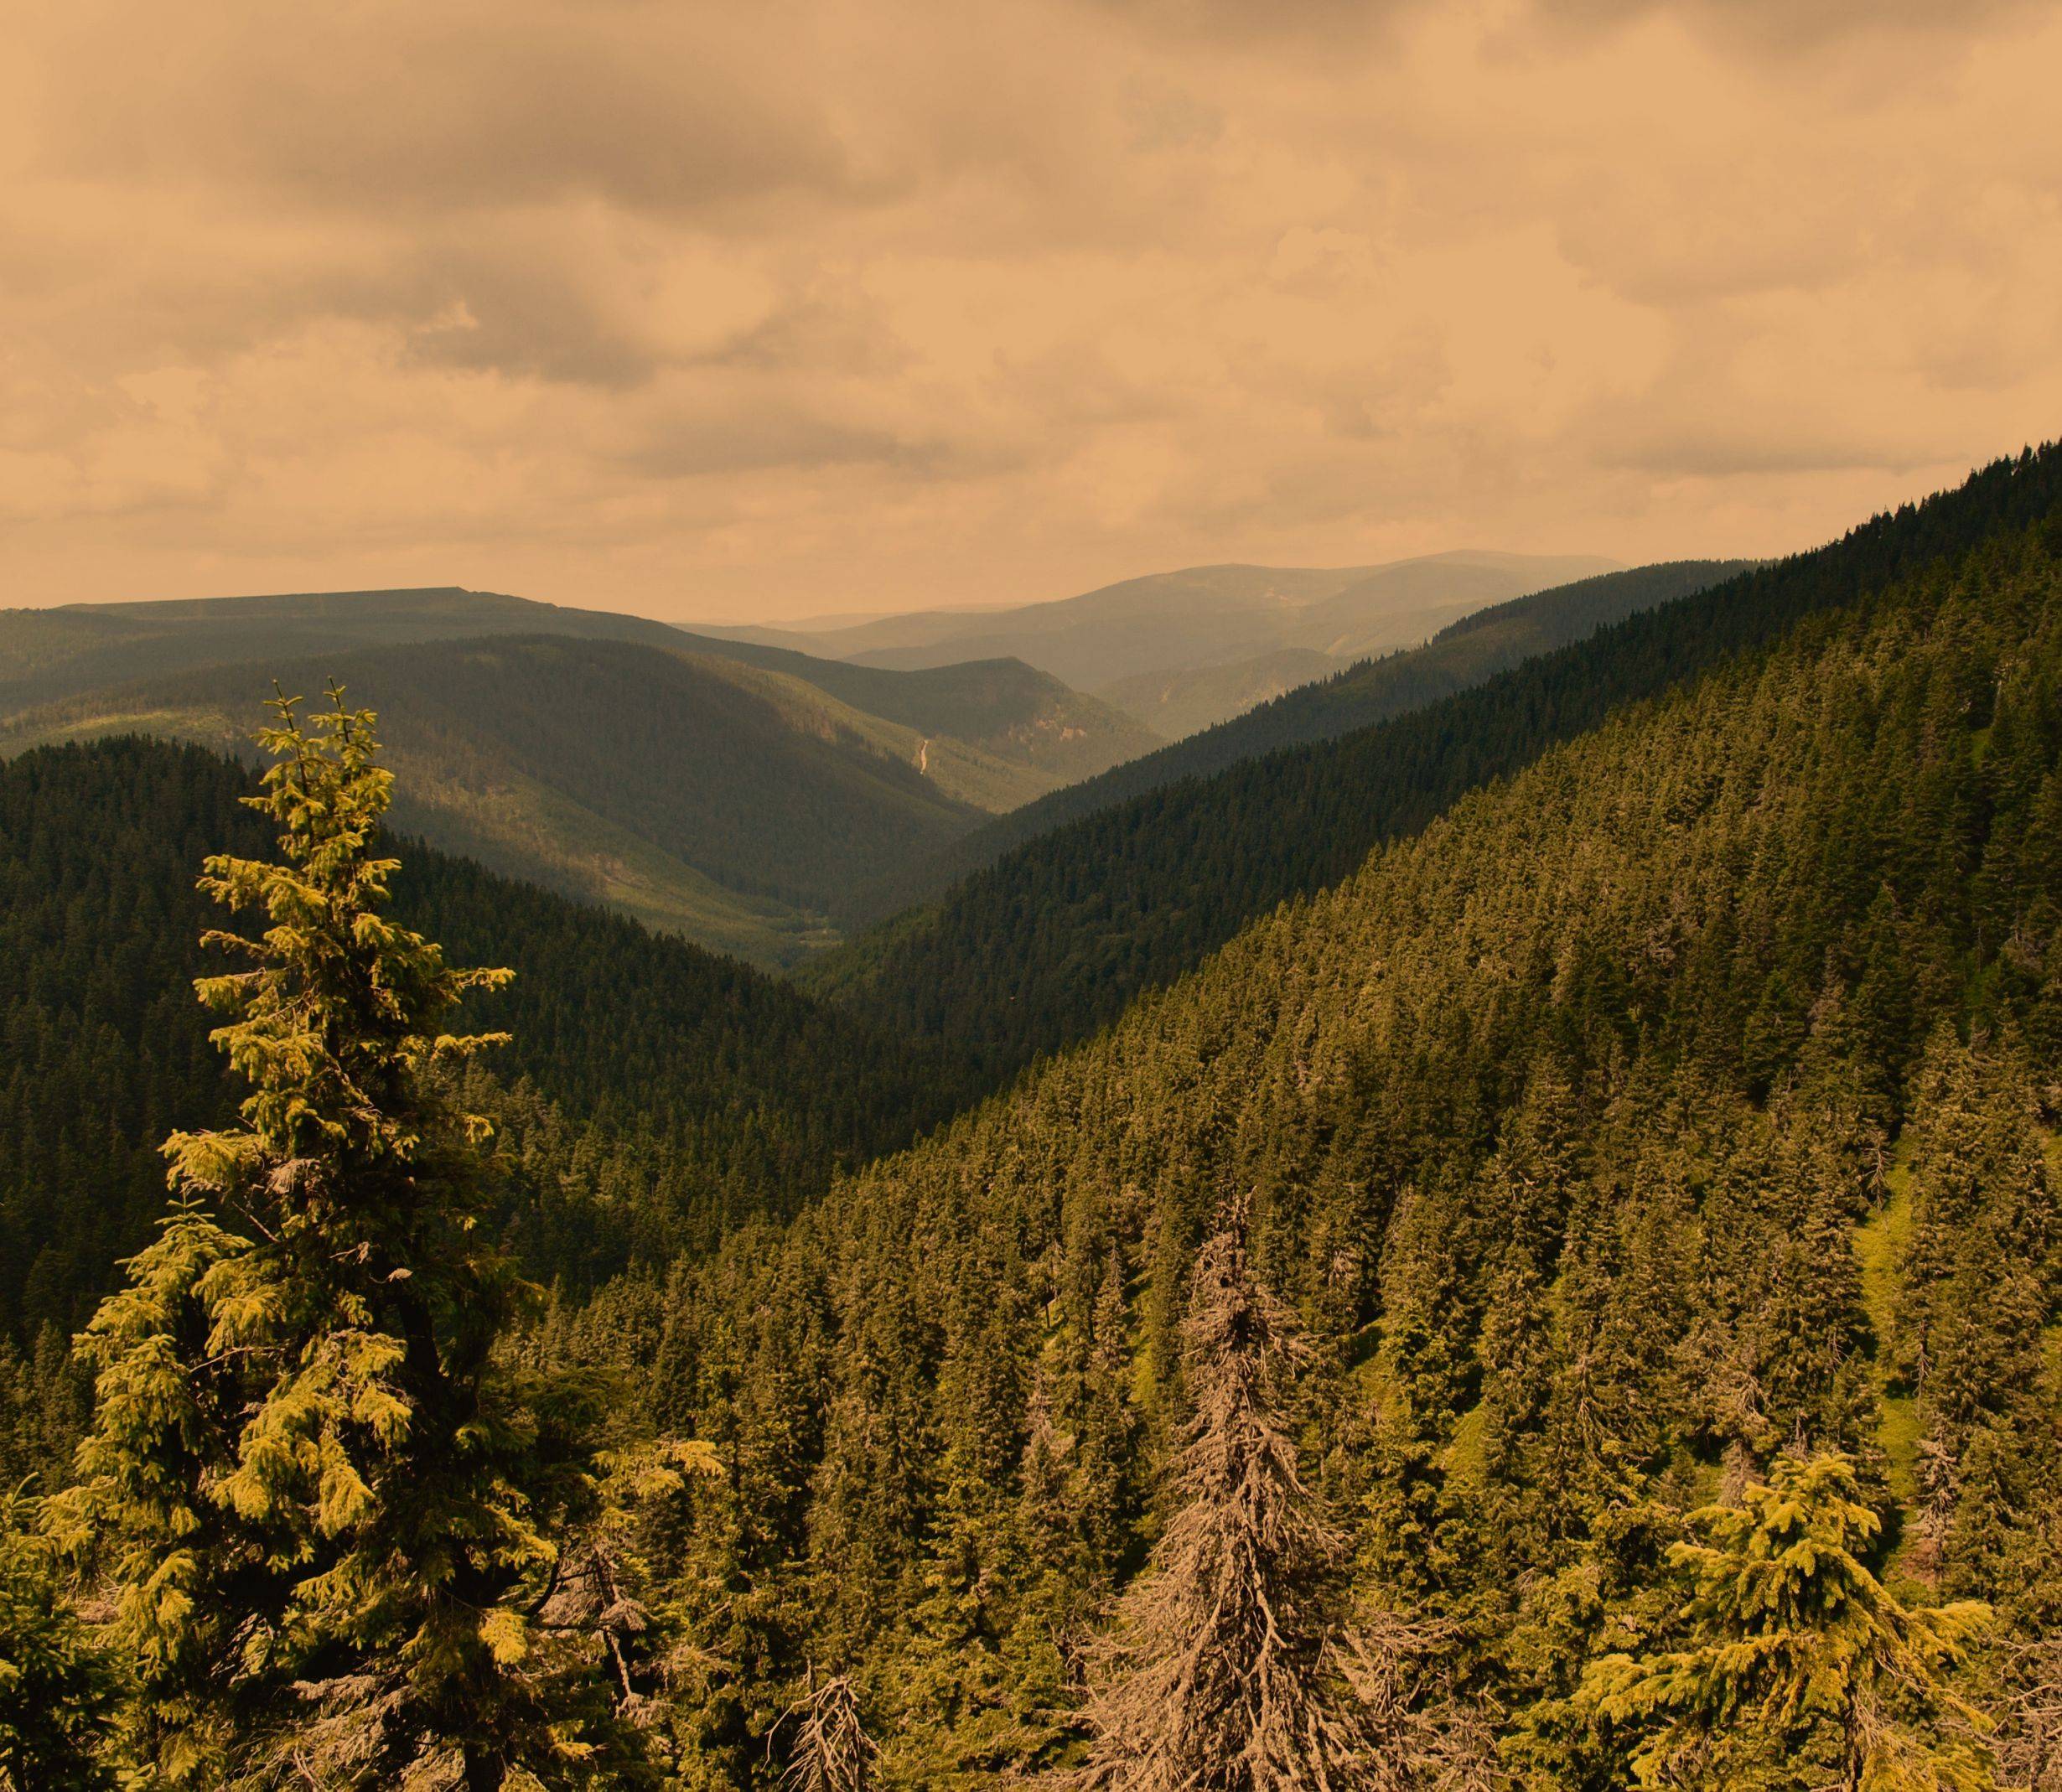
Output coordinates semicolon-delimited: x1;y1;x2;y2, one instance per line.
5;448;2060;1784
2;552;1624;966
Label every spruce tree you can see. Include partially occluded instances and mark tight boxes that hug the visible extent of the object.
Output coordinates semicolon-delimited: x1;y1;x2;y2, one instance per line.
1074;1248;1142;1582
0;1485;114;1789
49;690;635;1788
1580;1453;1994;1790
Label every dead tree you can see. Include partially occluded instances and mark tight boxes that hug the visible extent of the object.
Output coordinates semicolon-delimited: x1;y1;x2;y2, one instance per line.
1071;1212;1360;1791
777;1670;878;1792
1332;1613;1506;1792
1996;1634;2062;1792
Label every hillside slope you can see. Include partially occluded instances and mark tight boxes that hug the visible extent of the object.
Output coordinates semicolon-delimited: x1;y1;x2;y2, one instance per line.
0;586;679;712
606;489;2062;1784
0;586;1157;804
1094;645;1339;739
677;635;1158;792
812;454;2059;1075
1;636;1007;964
852;558;1755;920
0;735;977;1346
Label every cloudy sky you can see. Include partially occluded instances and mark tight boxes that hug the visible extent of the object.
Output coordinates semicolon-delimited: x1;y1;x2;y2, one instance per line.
7;0;2060;623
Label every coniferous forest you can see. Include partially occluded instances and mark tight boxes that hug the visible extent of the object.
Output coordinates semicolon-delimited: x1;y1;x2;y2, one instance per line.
3;445;2061;1789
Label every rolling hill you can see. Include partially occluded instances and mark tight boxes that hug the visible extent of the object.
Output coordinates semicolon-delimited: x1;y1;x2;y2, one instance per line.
0;593;1158;964
0;585;685;713
697;550;1620;690
1092;645;1340;740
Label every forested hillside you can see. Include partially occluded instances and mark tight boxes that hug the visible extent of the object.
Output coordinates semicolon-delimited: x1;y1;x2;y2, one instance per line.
0;736;971;1354
817;454;2062;1077
552;488;2062;1785
847;559;1755;920
3;638;1044;965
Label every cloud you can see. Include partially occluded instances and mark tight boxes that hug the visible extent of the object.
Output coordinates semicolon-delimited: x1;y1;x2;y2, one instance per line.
1521;0;2045;54
3;0;2060;619
27;2;870;220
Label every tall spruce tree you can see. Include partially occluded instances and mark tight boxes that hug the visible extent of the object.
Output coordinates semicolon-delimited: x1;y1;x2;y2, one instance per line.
49;690;637;1789
1580;1453;1994;1791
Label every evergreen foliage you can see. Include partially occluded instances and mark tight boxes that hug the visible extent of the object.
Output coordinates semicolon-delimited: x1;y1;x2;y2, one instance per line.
0;733;969;1348
1581;1453;1992;1790
0;1485;114;1789
48;691;645;1787
627;497;2062;1782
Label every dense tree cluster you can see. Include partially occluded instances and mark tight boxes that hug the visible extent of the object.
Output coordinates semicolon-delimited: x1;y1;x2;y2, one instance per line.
587;505;2062;1783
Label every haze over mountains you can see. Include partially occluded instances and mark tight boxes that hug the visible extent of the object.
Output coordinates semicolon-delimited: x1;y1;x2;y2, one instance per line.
702;549;1620;735
1;550;1637;963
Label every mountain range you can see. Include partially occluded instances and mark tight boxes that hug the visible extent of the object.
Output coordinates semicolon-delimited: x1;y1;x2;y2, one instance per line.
699;549;1620;728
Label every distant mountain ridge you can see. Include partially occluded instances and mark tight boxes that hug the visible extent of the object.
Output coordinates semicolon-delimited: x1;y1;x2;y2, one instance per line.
696;550;1621;688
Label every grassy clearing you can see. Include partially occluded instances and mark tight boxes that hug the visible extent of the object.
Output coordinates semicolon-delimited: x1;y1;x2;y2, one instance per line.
1442;1403;1489;1492
1853;1138;1919;1506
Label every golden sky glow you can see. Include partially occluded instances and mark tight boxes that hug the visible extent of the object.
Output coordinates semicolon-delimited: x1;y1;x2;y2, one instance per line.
6;0;2061;622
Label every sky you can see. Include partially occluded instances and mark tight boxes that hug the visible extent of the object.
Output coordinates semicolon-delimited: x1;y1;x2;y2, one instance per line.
5;0;2060;625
